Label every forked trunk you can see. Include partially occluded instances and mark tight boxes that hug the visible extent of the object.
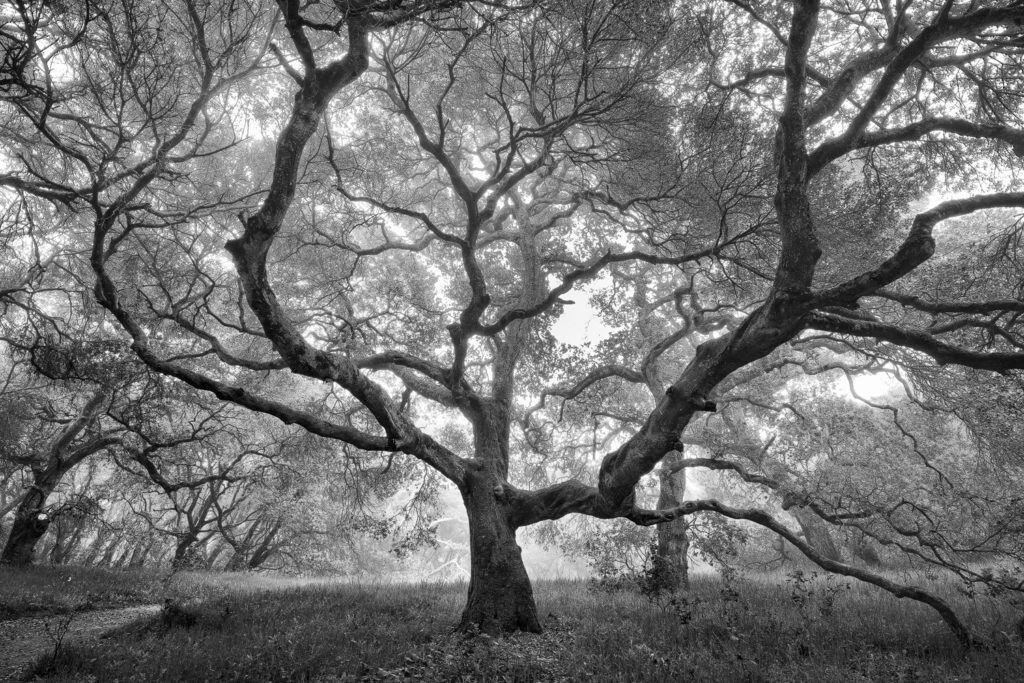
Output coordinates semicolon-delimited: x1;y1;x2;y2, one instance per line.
459;466;541;634
172;533;201;569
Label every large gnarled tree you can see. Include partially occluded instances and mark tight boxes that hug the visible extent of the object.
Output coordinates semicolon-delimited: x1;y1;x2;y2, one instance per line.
3;0;1024;643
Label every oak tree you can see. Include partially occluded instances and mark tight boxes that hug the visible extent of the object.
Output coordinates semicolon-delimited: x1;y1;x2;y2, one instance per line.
3;0;1024;644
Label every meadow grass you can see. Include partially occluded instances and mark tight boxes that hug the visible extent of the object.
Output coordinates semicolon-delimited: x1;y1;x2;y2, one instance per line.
0;565;169;620
0;564;299;620
18;570;1024;681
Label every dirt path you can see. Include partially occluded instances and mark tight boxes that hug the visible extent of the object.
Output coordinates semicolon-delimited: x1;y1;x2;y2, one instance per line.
0;604;160;680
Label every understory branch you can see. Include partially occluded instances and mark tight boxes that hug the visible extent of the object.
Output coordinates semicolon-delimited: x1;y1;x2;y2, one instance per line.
626;498;982;648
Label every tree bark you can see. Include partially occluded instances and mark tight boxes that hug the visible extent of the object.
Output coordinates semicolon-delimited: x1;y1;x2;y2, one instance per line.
47;519;67;564
850;529;882;566
459;464;541;634
113;543;134;568
206;538;229;569
172;533;199;569
82;526;108;566
247;520;282;569
0;484;53;565
652;452;689;591
225;549;245;571
791;506;842;562
128;537;154;568
98;535;122;567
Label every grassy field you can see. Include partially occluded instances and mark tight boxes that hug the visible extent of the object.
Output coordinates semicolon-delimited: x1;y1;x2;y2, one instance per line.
0;565;166;620
0;564;271;621
6;567;1024;681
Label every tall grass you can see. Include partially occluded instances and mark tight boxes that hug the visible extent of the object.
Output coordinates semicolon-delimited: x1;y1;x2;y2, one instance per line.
21;570;1024;681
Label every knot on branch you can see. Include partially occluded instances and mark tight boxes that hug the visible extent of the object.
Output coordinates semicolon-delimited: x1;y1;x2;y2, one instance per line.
665;386;717;412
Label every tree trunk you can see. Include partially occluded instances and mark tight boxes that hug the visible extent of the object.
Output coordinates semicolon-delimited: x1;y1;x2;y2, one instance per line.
128;537;154;568
247;521;282;570
791;507;842;562
172;533;199;569
0;486;52;565
206;538;229;569
652;452;689;592
98;535;121;567
151;545;171;567
82;527;109;566
225;549;246;571
459;465;541;634
850;529;882;566
775;535;792;566
55;518;87;565
47;519;67;564
113;543;134;568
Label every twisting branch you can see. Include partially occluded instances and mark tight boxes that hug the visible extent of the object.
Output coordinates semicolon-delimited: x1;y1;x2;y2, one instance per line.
814;193;1024;307
522;364;645;426
807;311;1024;372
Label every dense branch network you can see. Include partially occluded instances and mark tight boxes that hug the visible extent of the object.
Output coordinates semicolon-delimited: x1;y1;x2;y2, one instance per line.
2;0;1023;640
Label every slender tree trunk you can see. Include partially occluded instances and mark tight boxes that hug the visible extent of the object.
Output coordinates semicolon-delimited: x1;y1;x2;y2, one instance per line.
82;527;109;566
128;537;154;568
206;538;229;569
47;519;67;564
57;519;87;565
113;543;133;568
224;519;260;571
0;484;53;565
653;452;689;592
98;535;122;567
247;521;282;569
459;464;541;634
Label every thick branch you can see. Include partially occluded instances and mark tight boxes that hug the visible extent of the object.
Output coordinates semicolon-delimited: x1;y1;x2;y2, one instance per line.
808;311;1024;372
809;118;1024;175
874;289;1024;315
48;390;107;463
815;193;1024;306
773;0;821;294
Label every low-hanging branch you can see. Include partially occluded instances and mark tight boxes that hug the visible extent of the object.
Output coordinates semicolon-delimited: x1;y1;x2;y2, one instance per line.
624;497;983;648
